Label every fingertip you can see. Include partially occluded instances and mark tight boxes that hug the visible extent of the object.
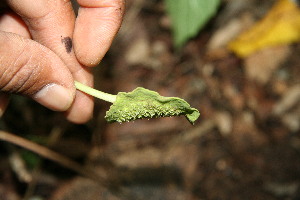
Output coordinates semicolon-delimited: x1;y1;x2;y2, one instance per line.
65;90;94;124
74;4;124;66
65;64;94;123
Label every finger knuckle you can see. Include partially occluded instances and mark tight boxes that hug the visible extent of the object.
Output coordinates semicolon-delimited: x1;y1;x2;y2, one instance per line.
0;44;47;95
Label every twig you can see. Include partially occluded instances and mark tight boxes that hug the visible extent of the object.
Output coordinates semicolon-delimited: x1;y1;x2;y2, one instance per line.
0;130;109;186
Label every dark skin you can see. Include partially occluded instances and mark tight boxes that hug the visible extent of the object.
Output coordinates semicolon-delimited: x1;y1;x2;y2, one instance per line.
0;0;125;123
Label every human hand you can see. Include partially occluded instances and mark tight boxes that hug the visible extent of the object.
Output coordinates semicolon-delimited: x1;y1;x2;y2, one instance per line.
0;0;125;123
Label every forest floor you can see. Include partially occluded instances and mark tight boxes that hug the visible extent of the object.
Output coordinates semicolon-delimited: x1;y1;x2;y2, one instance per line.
1;0;300;199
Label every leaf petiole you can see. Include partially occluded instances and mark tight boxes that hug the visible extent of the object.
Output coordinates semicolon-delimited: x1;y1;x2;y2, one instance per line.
74;81;116;103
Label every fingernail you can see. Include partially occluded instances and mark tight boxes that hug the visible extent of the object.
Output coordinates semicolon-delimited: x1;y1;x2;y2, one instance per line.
34;84;74;111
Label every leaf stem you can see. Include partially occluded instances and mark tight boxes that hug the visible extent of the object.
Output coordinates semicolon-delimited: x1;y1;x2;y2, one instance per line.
74;81;116;103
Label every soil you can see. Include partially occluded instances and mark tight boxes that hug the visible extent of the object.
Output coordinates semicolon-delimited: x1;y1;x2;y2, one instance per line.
1;0;300;199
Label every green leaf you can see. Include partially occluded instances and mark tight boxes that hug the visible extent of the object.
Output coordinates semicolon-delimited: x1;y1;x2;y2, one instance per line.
105;87;200;124
21;151;40;169
165;0;220;47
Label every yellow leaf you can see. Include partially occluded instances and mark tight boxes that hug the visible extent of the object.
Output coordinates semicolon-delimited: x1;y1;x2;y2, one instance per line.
228;0;300;57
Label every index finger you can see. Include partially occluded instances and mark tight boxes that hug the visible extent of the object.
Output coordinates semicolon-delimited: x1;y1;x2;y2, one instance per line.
73;0;125;66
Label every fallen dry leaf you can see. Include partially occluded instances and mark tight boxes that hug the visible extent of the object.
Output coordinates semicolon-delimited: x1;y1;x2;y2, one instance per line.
228;0;300;57
244;45;291;84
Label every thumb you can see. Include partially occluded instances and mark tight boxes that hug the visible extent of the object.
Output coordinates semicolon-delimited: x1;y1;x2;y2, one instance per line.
0;32;76;111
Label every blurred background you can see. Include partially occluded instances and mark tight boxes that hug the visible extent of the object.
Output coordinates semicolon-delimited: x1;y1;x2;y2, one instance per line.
1;0;300;199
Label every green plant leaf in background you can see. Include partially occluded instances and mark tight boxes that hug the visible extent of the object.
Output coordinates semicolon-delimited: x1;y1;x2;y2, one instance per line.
165;0;220;47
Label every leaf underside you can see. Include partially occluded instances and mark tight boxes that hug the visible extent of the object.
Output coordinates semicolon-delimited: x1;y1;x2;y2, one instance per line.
105;87;200;124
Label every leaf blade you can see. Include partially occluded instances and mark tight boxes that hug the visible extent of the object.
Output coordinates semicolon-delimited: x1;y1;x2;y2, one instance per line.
165;0;220;47
105;87;200;124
